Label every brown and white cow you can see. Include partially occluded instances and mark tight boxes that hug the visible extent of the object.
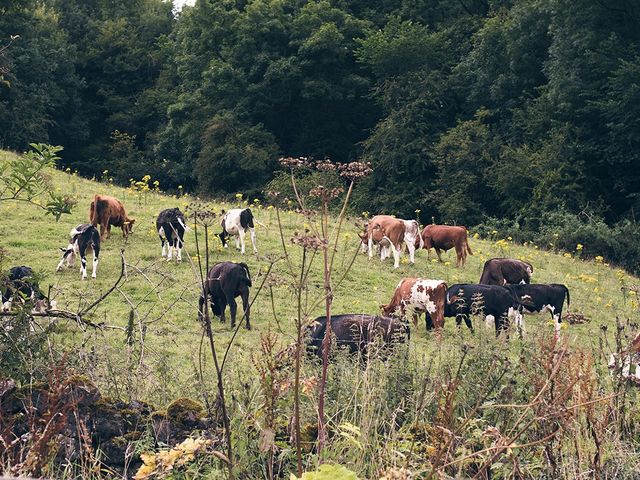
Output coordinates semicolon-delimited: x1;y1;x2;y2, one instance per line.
381;278;447;331
89;195;135;240
359;215;423;268
417;225;472;267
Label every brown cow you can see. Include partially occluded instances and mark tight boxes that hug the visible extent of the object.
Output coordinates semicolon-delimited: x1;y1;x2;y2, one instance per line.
418;225;472;267
479;258;533;285
359;215;422;268
381;278;447;331
89;195;135;240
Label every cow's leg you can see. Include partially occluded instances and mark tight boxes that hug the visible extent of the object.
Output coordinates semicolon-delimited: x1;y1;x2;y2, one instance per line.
198;294;206;322
176;238;183;262
57;243;73;271
238;229;246;254
241;288;251;329
368;237;374;260
392;244;401;268
99;224;106;240
79;244;88;280
107;224;112;239
249;227;257;254
159;227;166;257
435;248;444;262
92;248;99;279
456;247;462;267
406;240;416;264
425;313;434;331
227;297;237;328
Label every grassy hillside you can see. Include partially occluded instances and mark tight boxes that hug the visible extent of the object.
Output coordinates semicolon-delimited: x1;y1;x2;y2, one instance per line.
3;149;640;477
1;149;638;398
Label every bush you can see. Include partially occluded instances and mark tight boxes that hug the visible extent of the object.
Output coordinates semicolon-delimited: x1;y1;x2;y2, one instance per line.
476;210;640;274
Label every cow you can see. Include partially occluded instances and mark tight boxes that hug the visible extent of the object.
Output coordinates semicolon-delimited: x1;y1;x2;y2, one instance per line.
479;258;533;285
1;266;54;313
504;284;570;335
609;332;640;385
445;284;527;335
56;224;100;279
89;195;135;240
418;225;472;267
219;208;258;255
199;262;252;329
157;208;189;262
306;314;409;359
381;278;448;331
359;215;423;268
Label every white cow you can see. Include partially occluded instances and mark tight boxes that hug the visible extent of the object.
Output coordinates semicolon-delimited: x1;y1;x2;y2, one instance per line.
219;208;258;255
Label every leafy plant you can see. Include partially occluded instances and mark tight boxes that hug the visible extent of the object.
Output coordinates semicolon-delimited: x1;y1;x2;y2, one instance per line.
0;143;76;220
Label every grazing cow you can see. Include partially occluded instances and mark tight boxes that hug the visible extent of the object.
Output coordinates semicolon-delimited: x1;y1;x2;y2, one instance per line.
359;215;423;268
306;314;409;359
219;208;257;255
89;194;135;240
609;332;640;385
199;262;252;329
504;284;570;335
445;284;526;335
418;225;472;267
1;266;53;313
56;224;101;279
479;258;533;285
157;208;188;262
381;278;448;331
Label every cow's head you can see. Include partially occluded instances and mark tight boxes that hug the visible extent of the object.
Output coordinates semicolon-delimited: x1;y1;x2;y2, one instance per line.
124;218;135;236
57;245;76;270
219;230;228;247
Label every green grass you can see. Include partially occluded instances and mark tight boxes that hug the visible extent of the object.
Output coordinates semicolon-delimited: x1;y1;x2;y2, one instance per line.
1;148;638;404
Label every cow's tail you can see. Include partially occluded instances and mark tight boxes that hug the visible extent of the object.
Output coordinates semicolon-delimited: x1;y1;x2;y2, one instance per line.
563;285;571;307
238;262;252;287
464;228;473;255
89;196;97;226
412;220;424;250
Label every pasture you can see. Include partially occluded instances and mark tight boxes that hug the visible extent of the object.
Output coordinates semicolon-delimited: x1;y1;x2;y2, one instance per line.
1;148;640;477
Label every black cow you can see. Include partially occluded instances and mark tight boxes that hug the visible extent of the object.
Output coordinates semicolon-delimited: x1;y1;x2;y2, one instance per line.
504;284;570;334
157;208;188;262
199;262;252;329
479;258;533;285
219;208;257;255
1;266;51;312
306;314;410;359
445;284;526;335
57;224;101;279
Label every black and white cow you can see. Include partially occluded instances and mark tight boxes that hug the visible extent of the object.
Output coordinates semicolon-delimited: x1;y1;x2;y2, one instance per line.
219;208;257;255
199;262;252;329
1;266;53;313
445;283;526;335
157;208;188;262
57;224;100;279
504;284;570;335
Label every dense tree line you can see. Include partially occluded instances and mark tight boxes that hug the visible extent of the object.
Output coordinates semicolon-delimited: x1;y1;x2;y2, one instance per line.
1;1;639;245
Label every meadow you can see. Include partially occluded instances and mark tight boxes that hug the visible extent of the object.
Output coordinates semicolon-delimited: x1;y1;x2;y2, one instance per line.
2;148;640;478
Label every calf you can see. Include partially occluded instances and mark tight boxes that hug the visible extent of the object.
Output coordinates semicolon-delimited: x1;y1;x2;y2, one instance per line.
445;284;524;335
504;284;570;335
381;278;447;331
219;208;257;255
199;262;252;329
1;266;52;313
418;225;472;267
479;258;533;285
306;314;409;359
89;194;135;240
360;215;422;268
157;208;188;262
56;224;100;280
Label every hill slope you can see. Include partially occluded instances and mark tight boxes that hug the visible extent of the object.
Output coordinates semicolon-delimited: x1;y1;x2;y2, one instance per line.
1;148;638;396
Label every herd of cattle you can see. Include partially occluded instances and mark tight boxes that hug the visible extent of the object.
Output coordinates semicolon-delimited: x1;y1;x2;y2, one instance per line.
1;197;574;356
